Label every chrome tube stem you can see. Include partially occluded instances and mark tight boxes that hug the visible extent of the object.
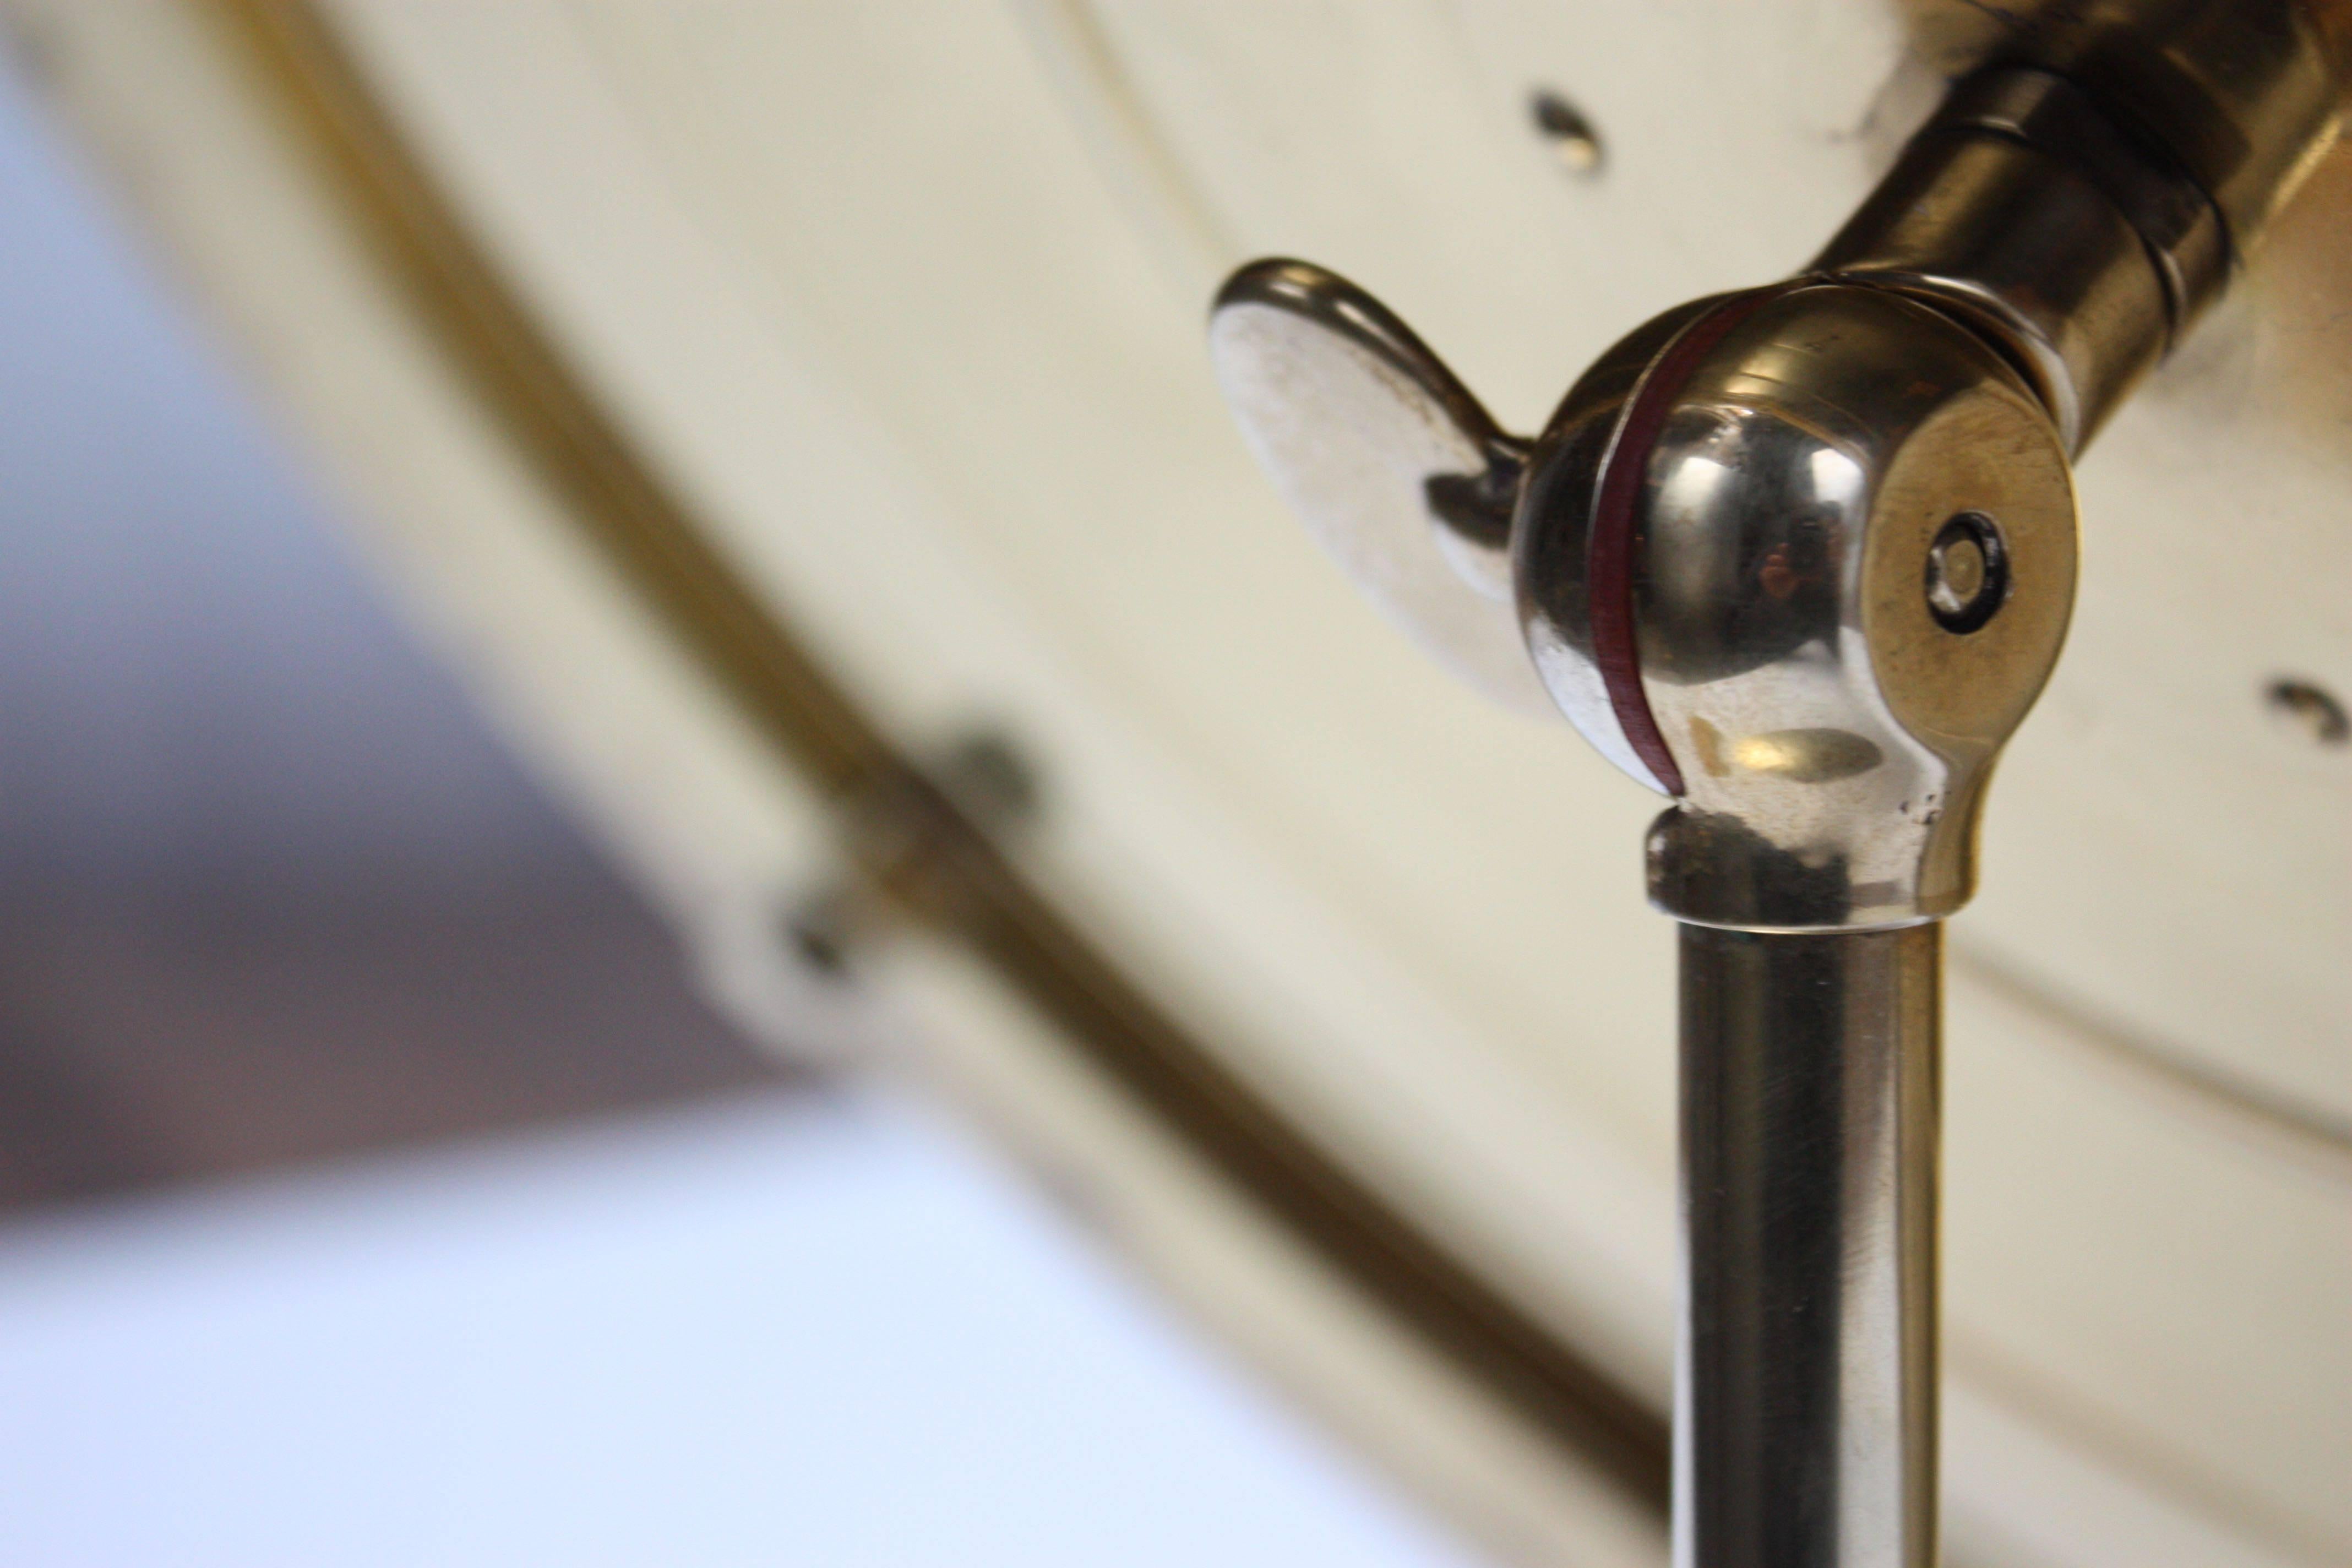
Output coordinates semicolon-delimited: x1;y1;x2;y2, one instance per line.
1676;923;1942;1568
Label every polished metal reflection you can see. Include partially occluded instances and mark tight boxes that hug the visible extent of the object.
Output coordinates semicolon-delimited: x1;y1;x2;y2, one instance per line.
1815;68;2202;449
1515;282;2076;928
1208;258;1550;712
1614;286;2076;931
1929;0;2345;247
1206;7;2345;1564
1678;924;1940;1568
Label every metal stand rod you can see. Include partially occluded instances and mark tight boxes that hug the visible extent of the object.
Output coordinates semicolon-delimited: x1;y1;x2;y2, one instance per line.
1676;924;1942;1568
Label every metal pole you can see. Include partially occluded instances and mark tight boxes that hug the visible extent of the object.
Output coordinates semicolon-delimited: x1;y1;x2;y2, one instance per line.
1676;923;1941;1568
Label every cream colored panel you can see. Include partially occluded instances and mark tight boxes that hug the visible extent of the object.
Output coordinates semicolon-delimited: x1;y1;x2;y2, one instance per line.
0;4;1665;1559
1950;980;2352;1555
319;0;1686;1392
307;2;2350;1559
28;1;2346;1561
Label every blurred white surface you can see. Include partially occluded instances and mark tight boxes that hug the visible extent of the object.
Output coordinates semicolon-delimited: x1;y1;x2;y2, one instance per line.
0;1092;1477;1568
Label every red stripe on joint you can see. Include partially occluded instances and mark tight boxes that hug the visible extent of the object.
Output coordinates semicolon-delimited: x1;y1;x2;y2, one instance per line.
1586;286;1795;798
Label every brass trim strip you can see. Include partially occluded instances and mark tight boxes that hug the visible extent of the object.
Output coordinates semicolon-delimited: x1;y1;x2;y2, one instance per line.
206;0;1669;1512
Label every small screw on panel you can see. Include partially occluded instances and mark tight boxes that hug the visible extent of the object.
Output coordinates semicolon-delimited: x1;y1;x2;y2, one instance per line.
782;886;861;982
2264;677;2349;746
1925;511;2008;634
1529;89;1603;176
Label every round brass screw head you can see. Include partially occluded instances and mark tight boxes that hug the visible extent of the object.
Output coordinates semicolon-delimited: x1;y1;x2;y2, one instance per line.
1925;512;2009;634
